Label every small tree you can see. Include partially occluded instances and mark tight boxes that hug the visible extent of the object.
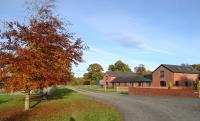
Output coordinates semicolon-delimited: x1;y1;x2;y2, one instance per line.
108;60;132;72
0;0;86;110
134;64;147;76
83;63;104;85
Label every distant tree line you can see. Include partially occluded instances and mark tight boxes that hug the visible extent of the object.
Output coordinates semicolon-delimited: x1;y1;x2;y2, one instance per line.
72;62;200;86
71;60;152;85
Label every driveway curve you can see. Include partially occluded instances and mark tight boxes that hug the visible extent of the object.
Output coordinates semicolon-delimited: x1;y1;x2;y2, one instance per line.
74;89;200;121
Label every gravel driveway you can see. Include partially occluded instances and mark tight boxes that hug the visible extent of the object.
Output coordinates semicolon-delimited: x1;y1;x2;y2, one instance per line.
75;89;200;121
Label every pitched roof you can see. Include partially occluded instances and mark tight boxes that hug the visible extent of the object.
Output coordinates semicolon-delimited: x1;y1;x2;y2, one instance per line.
105;71;152;83
157;64;200;74
112;76;152;83
106;71;137;77
144;74;153;80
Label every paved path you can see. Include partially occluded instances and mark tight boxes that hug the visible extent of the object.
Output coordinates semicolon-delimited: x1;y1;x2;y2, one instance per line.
74;88;200;121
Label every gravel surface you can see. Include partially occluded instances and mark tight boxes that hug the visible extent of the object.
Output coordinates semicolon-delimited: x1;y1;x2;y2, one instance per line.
75;89;200;121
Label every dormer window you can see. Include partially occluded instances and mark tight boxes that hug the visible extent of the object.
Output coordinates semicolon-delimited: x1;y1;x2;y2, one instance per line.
160;71;164;78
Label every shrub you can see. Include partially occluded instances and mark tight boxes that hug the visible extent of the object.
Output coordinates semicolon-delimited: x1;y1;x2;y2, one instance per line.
197;81;200;91
71;77;84;86
168;81;173;89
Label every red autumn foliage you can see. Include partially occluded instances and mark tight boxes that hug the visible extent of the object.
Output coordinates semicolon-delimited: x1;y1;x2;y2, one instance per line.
0;0;87;92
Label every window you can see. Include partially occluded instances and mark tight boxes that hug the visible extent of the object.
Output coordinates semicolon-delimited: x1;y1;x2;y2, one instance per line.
160;81;166;87
185;81;188;87
160;71;164;78
175;81;180;87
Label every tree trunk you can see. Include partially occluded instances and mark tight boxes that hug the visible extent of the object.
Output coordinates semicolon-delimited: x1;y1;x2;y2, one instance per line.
24;92;30;111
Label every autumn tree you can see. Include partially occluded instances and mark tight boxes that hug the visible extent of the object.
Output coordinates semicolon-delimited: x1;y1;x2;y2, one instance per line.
83;63;104;85
0;0;86;110
134;64;151;76
108;60;132;72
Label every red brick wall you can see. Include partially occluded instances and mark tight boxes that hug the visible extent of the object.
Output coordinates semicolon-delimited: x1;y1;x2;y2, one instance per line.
152;66;174;87
103;74;115;83
102;74;115;87
173;73;198;87
128;87;200;98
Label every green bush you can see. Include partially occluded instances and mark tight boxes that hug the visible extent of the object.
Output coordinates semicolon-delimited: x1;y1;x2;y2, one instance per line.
197;81;200;91
71;77;84;86
83;80;90;85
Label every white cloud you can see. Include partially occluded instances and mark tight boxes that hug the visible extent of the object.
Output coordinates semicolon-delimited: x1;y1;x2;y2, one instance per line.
85;14;171;54
109;32;170;54
89;45;115;56
109;32;144;49
146;47;170;54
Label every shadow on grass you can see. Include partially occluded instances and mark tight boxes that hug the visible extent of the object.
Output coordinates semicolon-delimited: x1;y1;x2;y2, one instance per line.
120;92;128;95
30;98;41;108
28;94;42;108
48;88;75;100
0;100;8;104
29;88;74;108
69;117;76;121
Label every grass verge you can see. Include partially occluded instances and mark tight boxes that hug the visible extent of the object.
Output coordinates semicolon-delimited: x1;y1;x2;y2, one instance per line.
0;88;123;121
77;85;116;93
76;85;128;94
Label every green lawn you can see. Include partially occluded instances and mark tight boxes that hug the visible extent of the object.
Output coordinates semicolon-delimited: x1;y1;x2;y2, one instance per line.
77;85;128;94
0;88;123;121
77;85;117;93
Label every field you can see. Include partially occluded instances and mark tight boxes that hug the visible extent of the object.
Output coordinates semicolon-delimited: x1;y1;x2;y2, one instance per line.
0;88;122;121
77;85;128;94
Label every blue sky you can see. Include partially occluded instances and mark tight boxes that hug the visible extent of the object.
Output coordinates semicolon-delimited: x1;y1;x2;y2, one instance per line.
1;0;200;77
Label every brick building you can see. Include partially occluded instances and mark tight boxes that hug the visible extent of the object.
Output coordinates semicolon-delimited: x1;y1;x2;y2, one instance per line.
152;64;200;88
103;64;200;88
103;71;152;88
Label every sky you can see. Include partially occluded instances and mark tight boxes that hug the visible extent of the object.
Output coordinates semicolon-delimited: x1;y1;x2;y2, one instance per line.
1;0;200;77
